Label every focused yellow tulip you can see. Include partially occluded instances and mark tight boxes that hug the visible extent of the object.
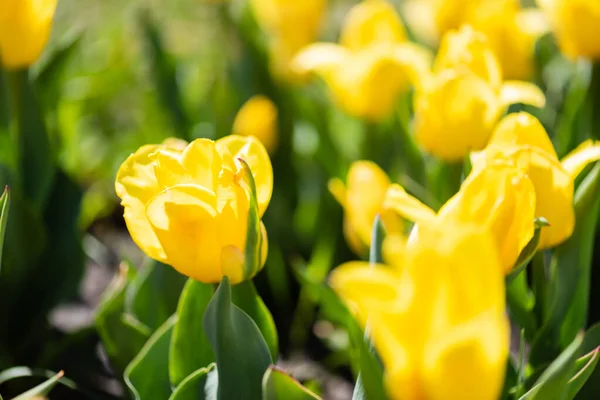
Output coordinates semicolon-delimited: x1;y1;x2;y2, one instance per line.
384;162;536;273
538;0;600;60
250;0;327;79
414;27;545;162
329;161;401;256
330;222;509;400
472;112;600;248
115;136;273;284
293;0;432;121
233;95;278;154
0;0;57;68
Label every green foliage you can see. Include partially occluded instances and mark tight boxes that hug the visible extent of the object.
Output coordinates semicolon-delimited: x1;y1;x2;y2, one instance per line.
262;366;322;400
169;364;218;400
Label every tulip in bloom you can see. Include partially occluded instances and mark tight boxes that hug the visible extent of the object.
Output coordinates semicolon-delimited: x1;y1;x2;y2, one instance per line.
293;0;432;121
115;136;273;284
472;112;600;249
232;95;278;154
537;0;600;60
384;162;536;273
329;161;401;256
0;0;57;68
414;27;545;162
330;222;509;400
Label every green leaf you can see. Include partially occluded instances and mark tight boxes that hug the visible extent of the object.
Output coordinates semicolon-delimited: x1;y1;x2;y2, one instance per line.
262;366;322;400
507;218;548;284
11;371;65;400
347;320;387;400
231;280;279;361
203;277;272;400
521;333;583;400
507;269;537;340
95;262;149;374
238;158;263;280
169;279;215;387
567;348;600;399
573;323;600;398
6;68;55;209
168;364;218;400
126;260;186;332
125;315;177;400
530;163;600;365
369;215;385;265
0;186;9;274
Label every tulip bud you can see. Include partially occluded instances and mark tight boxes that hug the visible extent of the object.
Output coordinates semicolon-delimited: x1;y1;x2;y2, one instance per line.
233;96;278;154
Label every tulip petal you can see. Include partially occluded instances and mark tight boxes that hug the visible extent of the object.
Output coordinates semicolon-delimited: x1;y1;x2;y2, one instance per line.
561;140;600;180
327;178;347;207
291;43;348;77
390;43;434;89
488;112;557;158
499;81;546;109
146;184;222;283
181;139;222;193
383;184;436;224
216;135;273;216
115;144;167;262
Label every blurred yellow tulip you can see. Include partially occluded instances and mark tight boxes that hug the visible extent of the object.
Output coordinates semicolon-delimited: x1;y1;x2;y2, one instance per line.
0;0;57;68
293;0;432;121
329;161;401;256
414;27;545;162
538;0;600;60
472;112;600;248
250;0;327;79
384;162;536;273
233;95;278;154
115;136;273;284
330;222;509;400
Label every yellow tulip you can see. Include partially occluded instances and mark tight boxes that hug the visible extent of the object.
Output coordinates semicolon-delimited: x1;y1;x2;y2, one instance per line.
329;161;401;256
115;136;273;284
384;161;536;273
233;95;278;154
414;27;545;162
330;222;509;400
472;112;600;248
538;0;600;60
293;0;432;121
250;0;326;79
0;0;57;68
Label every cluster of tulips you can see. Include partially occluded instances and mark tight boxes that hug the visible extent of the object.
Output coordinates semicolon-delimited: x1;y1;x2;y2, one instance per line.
2;0;600;399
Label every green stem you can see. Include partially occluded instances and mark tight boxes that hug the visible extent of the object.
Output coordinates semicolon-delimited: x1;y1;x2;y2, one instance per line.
433;161;463;206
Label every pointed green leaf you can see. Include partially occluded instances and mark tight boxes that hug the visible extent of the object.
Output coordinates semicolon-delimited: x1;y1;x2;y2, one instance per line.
169;279;215;386
262;366;322;400
203;277;272;400
168;364;218;400
125;315;177;400
521;333;583;400
369;215;385;265
572;323;600;398
95;262;149;374
12;371;65;400
0;186;9;274
567;348;600;399
237;158;263;280
347;320;387;400
507;218;548;284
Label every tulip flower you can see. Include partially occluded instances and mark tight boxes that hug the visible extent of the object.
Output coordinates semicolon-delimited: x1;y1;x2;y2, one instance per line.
293;0;432;121
414;27;545;162
329;161;401;256
232;95;278;154
115;136;273;284
0;0;57;68
472;112;600;249
384;162;536;273
537;0;600;60
250;0;327;79
330;222;509;400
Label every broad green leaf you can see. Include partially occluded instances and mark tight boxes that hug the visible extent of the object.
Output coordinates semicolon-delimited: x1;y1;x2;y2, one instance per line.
521;333;583;400
6;69;55;209
231;281;278;360
203;277;272;400
369;215;385;265
95;262;149;374
12;371;64;400
573;323;600;398
125;315;177;400
262;366;322;400
567;348;600;399
169;279;215;387
169;364;218;400
507;269;537;340
507;218;548;284
0;186;9;274
238;158;263;280
530;163;600;365
126;260;186;332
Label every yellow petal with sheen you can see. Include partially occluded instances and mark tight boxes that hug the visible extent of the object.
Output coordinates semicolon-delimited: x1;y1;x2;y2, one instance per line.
232;95;279;154
499;81;546;110
561;140;600;180
181;139;222;193
291;43;348;79
488;112;557;158
383;184;436;224
115;145;167;262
